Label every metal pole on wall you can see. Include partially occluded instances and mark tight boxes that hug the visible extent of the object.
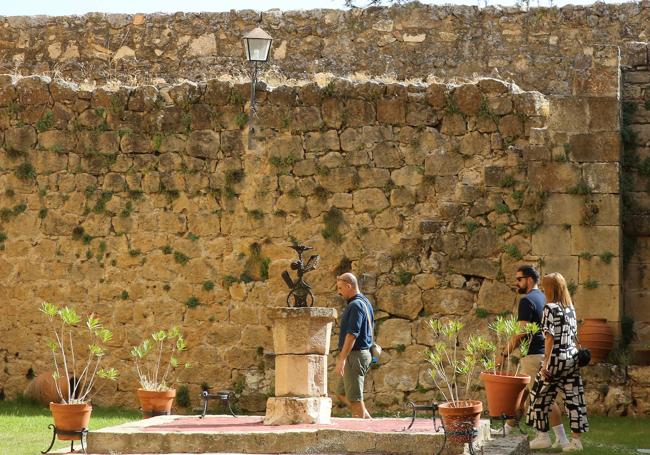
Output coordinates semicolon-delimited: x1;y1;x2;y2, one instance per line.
248;61;258;150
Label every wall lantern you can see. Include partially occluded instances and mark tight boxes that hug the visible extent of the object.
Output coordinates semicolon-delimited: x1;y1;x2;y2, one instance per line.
242;27;273;149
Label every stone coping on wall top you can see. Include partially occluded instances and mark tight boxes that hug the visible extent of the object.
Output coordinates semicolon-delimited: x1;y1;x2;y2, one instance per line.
0;2;647;24
268;307;337;321
0;72;535;94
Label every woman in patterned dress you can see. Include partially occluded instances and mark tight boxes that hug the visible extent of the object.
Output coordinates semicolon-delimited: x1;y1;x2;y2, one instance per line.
526;272;589;452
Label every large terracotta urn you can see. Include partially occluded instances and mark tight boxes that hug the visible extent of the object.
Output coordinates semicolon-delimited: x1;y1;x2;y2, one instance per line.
578;318;614;364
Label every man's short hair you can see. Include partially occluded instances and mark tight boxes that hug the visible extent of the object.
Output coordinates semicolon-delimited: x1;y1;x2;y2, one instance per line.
517;265;539;283
337;272;358;288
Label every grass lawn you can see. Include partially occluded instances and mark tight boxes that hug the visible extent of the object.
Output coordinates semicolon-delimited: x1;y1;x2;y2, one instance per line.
0;398;648;455
509;414;650;454
0;397;140;455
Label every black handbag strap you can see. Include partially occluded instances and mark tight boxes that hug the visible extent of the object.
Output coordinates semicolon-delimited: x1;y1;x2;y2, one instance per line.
559;304;581;348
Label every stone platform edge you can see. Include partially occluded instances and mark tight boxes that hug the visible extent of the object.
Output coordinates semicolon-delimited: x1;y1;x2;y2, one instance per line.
86;415;493;454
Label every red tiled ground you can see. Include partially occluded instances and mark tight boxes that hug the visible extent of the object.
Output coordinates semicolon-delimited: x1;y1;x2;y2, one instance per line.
142;415;443;434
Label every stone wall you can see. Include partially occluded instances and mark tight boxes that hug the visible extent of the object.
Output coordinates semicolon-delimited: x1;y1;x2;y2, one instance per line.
0;3;646;93
0;69;629;414
0;2;647;415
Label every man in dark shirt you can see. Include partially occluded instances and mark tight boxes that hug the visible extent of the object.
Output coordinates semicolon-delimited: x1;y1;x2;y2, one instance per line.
499;265;562;443
334;273;373;419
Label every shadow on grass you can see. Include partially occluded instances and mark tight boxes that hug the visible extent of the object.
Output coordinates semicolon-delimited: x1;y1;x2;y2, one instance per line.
0;395;141;418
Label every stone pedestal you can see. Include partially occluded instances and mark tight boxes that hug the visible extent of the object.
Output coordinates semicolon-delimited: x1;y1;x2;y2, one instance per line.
264;307;337;425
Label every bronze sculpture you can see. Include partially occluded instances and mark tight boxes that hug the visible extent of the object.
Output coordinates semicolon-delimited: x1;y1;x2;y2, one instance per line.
281;244;320;307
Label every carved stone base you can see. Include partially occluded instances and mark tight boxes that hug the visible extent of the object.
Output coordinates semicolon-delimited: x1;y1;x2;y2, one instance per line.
263;397;332;425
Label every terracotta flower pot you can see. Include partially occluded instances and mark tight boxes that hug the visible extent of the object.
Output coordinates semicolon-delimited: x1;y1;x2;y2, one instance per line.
137;388;176;418
578;318;614;364
49;402;92;440
480;371;530;418
438;400;483;444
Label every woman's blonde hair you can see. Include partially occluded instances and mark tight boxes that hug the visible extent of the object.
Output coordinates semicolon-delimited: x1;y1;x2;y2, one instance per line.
541;272;573;308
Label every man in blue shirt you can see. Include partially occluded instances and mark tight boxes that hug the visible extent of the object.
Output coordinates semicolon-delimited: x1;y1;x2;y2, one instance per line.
334;273;373;419
499;265;566;449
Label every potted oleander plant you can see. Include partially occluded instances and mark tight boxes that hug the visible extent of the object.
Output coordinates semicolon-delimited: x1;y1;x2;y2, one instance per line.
40;302;118;441
479;315;539;418
424;319;492;444
130;326;190;418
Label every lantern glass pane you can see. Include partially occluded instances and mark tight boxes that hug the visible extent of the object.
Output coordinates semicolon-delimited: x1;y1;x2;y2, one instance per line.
245;38;271;62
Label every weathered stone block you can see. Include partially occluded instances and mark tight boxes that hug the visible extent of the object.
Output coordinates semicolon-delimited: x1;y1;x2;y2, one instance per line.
5;126;37;152
532;225;572;256
321;98;343;129
187;130;220;159
543;194;585;225
274;354;327;397
389;187;414;206
467;228;499;258
38;130;76;151
391;166;423;187
579;256;620;285
304;130;340;152
377;318;412;348
292;106;322;131
583;163;619;193
264;396;331;425
620;41;648;68
424;150;464;176
573;284;620;322
425;83;446;108
372;142;402;168
422;288;474;316
459;131;490;156
570;226;619;255
478;78;509;95
377;98;406;124
16;76;50;105
344;99;376;127
448;258;499;279
268;307;336;355
318;167;357;193
568;132;621;162
440;113;466;135
498;114;524;138
548;97;589;133
484;165;504;187
587;97;620;132
453;84;481;116
372;360;419;392
376;284;422;320
352;188;389;213
528;162;581;192
541;255;578;286
591;194;620;226
476;279;516;314
78;131;119;153
0;75;15;106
